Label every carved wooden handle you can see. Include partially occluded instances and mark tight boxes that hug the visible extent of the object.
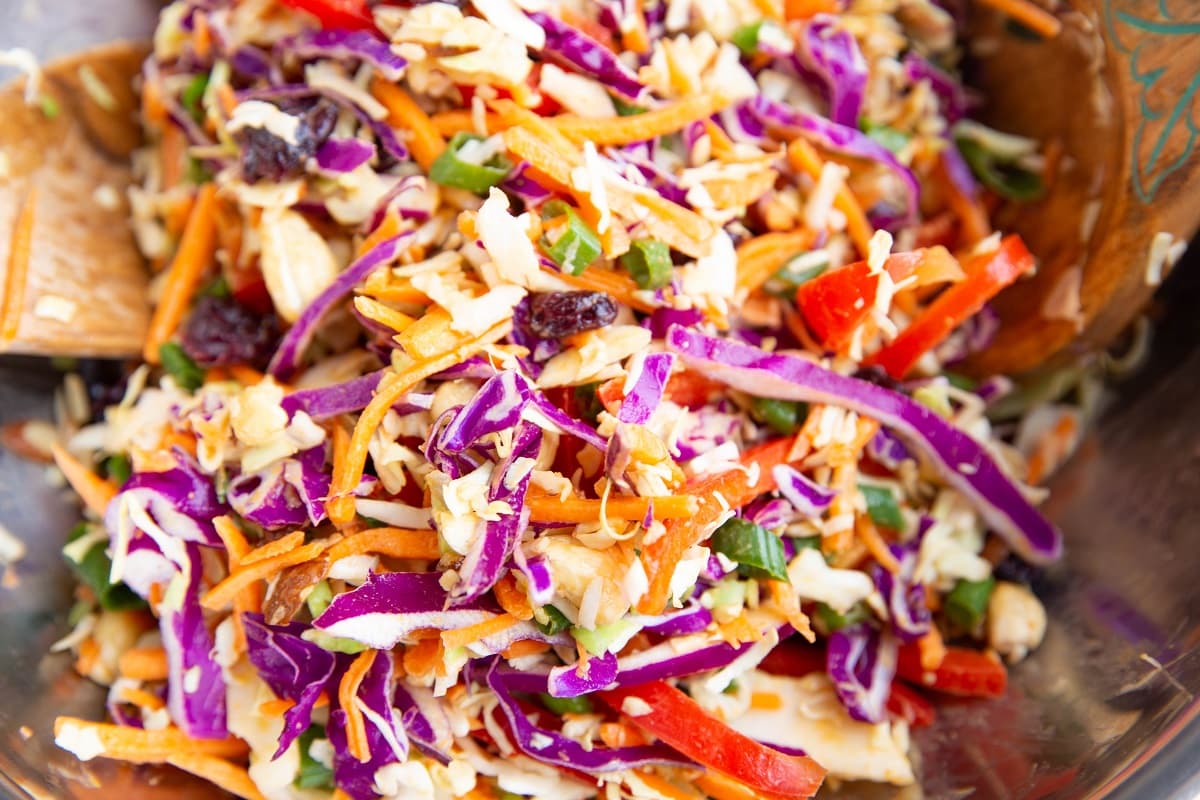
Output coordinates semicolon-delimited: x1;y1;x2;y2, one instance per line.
968;1;1200;375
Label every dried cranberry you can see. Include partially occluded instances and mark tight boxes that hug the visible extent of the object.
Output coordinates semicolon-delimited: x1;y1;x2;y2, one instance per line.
528;291;618;339
853;365;904;391
237;100;338;184
180;295;281;369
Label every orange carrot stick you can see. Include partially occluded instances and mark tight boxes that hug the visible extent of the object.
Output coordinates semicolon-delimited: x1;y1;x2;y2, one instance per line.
201;541;327;610
935;151;991;247
787;139;874;258
402;637;443;678
430;110;502;137
239;531;305;566
213;515;251;567
2;186;37;342
550;93;731;146
52;717;250;763
118;647;170;681
339;650;378;763
325;528;441;563
735;230;816;294
51;444;117;516
118;685;167;711
526;494;696;524
976;0;1061;37
493;574;533;620
559;267;657;314
370;79;446;171
165;753;267;800
441;613;520;651
143;183;219;363
856;515;901;574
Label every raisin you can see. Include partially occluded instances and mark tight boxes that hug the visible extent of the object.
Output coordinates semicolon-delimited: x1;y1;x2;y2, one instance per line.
853;365;904;391
180;295;281;369
237;100;338;184
528;291;619;339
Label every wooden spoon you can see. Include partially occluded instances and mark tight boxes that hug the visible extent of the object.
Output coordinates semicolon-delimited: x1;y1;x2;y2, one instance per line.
0;41;149;358
0;3;1197;370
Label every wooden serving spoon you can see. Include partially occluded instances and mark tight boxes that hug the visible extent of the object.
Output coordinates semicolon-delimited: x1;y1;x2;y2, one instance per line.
0;2;1196;371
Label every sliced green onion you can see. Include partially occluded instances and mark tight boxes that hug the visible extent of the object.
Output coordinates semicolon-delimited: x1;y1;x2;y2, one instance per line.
731;21;765;55
186;157;213;185
541;200;601;276
305;580;333;618
573;382;604;425
913;382;953;418
534;604;572;636
813;601;871;634
158;342;204;392
955;137;1044;201
301;629;368;654
64;523;144;611
789;535;822;552
944;371;978;392
295;724;335;790
182;73;209;123
572;618;639;654
765;251;828;297
104;454;131;486
750;397;806;436
619;239;673;290
38;94;60;119
710;518;789;582
539;693;594;715
429;132;510;195
862;120;912;155
945;576;995;631
860;484;904;532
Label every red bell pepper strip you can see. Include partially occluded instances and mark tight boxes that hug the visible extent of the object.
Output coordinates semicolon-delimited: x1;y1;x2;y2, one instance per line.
885;681;936;728
793;250;937;351
281;0;376;30
599;681;827;799
897;644;1008;698
864;234;1035;378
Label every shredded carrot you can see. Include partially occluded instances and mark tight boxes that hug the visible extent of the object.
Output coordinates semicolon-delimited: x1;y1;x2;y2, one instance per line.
635;771;704;800
359;211;404;257
600;721;648;749
1025;412;1079;485
1;186;36;342
258;698;293;716
118;646;169;681
638;437;795;615
118;686;167;711
143;183;219;363
750;0;784;21
327;318;513;527
339;649;378;763
526;494;696;523
703;169;779;209
52;717;250;762
976;0;1061;37
695;771;776;800
228;364;266;386
402;637;444;677
431;109;501;137
550;93;732;146
201;540;327;610
51;444;117;516
493;573;533;620
787;139;874;257
333;791;354;800
239;531;306;567
166;753;267;800
718;615;761;646
856;515;901;574
353;296;416;334
502;639;550;659
935;151;992;247
441;613;520;651
371;78;446;171
622;3;651;54
192;12;212;60
918;626;947;671
325;527;441;562
559;266;656;314
750;691;784;711
213;515;251;567
160;125;186;190
75;637;100;677
357;282;430;306
141;78;168;127
767;579;814;642
735;230;816;294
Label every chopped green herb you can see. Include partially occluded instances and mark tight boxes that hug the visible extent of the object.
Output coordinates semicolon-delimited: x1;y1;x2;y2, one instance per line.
789;535;822;552
429;132;511;194
295;724;335;790
572;618;640;654
620;239;673;290
104;454;131;486
813;601;871;633
541;200;601;276
731;21;765;55
534;604;572;636
539;693;594;715
711;518;789;582
38;94;60;119
181;73;210;123
945;576;995;631
860;484;904;532
750;397;806;436
64;523;145;611
862;120;912;155
186;157;213;185
158;342;204;392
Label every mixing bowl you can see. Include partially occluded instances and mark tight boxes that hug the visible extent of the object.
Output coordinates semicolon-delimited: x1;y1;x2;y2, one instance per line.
0;1;1197;798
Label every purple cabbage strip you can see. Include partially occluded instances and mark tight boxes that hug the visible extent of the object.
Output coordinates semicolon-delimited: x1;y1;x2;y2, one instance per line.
743;497;794;531
665;326;1062;563
108;449;228;556
772;464;836;518
453;422;541;604
642;306;704;340
483;660;695;773
393;682;454;764
243;614;340;758
327;652;407;800
867;427;911;470
872;544;931;643
315;137;376;173
269;232;412;380
547;650;619;698
281;370;387;421
227;445;329;530
277;29;407;81
503;161;554;207
826;623;898;723
528;12;645;101
513;551;555;606
940;136;981;200
641;600;713;637
617;353;674;425
522;376;609;452
749;95;918;227
903;53;967;123
797;15;868;128
161;544;227;739
437;370;531;453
